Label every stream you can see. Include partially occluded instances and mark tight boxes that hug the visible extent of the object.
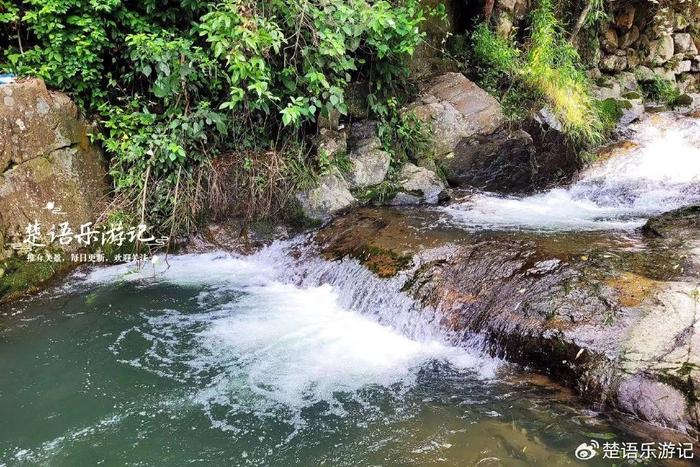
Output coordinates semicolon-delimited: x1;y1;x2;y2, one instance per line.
2;113;700;466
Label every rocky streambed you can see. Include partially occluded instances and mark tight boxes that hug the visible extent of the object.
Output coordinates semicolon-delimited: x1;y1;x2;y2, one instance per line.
310;112;700;435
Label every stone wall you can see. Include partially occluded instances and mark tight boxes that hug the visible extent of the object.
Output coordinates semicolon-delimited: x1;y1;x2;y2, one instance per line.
595;1;700;92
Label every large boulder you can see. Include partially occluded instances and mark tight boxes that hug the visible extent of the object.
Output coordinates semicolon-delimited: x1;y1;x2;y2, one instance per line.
0;78;108;258
407;73;505;159
446;128;538;192
407;73;582;194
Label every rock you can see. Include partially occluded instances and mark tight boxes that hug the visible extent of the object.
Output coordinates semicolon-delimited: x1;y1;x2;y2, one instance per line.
345;121;390;189
0;78;108;256
592;81;622;100
317;108;340;130
673;59;692;75
295;169;355;221
314;199;700;432
315;128;347;160
392;163;446;205
495;12;513;38
674;14;689;31
602;27;619;53
693;56;700;73
347;148;391;189
616;72;638;93
615;4;635;30
446;127;539;193
653;67;676;82
617;377;688;428
587;68;602;80
626;48;640;69
647;35;675;66
619;25;640;49
674;33;698;58
407;72;504;159
634;66;656;82
600;53;627;72
497;0;517;12
678;74;700;94
617;98;645;127
407;0;459;79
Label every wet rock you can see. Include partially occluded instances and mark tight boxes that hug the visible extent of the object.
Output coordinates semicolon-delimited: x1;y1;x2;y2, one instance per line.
295;169;356;221
618;98;645;127
407;72;504;159
314;200;700;433
0;78;108;257
446;127;537;193
392;163;447;205
617;377;689;428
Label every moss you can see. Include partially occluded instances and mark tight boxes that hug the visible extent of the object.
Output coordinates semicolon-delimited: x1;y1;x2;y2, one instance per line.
622;91;642;100
0;254;71;302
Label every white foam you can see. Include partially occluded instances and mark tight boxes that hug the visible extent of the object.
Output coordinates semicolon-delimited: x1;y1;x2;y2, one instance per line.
443;113;700;231
87;246;498;427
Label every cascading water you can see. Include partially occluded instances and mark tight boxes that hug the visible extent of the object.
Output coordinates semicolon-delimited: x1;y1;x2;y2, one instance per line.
4;113;698;465
442;113;700;231
77;244;497;422
1;238;648;465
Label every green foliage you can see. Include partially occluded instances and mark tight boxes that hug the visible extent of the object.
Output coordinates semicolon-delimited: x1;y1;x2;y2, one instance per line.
470;0;605;145
0;254;66;302
377;97;433;169
356;180;400;204
641;76;681;106
471;23;520;92
593;98;628;134
1;0;425;231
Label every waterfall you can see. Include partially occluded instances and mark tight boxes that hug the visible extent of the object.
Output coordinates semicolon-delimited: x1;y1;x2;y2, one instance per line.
442;112;700;231
71;240;499;425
